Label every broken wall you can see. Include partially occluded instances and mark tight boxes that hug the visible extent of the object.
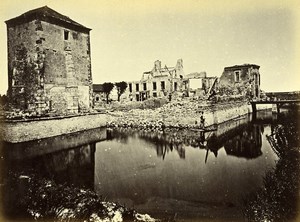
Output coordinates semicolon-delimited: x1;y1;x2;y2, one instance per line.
218;66;260;99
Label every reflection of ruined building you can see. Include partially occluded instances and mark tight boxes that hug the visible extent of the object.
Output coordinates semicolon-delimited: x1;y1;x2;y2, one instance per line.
223;125;263;158
6;6;93;115
127;59;185;101
204;120;263;159
219;64;261;99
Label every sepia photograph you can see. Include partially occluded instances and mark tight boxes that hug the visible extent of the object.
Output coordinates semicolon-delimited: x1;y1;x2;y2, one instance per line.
0;0;299;221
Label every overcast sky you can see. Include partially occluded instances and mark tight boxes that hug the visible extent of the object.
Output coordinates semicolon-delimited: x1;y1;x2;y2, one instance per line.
0;0;299;94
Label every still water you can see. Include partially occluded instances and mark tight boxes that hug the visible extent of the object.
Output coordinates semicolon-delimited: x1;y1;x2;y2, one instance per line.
2;110;285;221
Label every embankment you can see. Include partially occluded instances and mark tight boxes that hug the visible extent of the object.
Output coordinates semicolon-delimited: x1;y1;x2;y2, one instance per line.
107;101;272;129
0;101;271;143
0;113;107;143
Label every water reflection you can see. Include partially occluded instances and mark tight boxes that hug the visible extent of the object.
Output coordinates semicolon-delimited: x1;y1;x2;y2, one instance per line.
1;127;106;189
3;144;96;190
1;111;283;221
106;115;264;162
95;112;279;220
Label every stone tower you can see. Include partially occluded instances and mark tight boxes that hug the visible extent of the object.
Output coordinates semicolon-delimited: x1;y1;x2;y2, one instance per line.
5;6;93;115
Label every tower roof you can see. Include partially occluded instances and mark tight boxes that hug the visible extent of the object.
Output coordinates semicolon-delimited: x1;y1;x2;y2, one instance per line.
5;6;91;33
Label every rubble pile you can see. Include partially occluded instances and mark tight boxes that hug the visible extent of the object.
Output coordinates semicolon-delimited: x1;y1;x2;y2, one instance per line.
107;101;207;129
107;100;246;129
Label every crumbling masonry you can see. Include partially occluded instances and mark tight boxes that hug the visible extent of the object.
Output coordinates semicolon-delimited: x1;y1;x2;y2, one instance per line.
6;6;93;115
218;64;261;99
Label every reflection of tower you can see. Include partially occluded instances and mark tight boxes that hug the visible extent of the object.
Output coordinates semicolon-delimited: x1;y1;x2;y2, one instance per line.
3;142;96;190
2;141;97;217
42;142;96;189
206;134;221;158
224;124;262;158
253;125;262;150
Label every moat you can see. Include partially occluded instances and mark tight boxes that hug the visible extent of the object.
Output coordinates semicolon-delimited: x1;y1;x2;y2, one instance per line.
1;109;299;221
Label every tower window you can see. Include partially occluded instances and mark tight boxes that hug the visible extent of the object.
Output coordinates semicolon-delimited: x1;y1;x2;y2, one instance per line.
235;71;240;82
64;30;69;40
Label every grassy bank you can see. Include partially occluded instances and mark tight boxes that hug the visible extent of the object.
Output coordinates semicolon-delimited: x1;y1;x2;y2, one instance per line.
243;112;300;221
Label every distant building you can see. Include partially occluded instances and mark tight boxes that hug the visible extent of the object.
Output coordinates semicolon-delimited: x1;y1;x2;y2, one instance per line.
6;6;93;114
93;84;105;105
126;59;186;101
93;84;118;105
219;64;260;99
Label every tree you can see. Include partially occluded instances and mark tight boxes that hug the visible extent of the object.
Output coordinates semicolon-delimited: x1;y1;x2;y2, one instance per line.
102;82;114;104
115;81;128;102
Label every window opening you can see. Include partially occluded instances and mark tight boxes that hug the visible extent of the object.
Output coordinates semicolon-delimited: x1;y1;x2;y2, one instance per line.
64;30;69;40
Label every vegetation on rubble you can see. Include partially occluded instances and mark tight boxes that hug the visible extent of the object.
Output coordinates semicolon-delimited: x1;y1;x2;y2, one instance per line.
3;171;156;222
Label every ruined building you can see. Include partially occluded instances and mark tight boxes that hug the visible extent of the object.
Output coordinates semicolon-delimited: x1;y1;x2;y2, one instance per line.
126;59;185;101
92;84;105;105
124;59;219;102
185;72;218;99
5;6;93;115
219;64;261;99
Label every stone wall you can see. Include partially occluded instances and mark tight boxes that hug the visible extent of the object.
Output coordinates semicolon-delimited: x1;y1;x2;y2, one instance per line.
7;19;92;115
219;64;260;99
5;127;106;160
0;113;107;143
0;101;272;143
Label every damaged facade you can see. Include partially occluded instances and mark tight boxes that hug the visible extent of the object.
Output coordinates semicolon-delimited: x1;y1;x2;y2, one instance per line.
218;64;261;99
126;59;185;101
125;59;218;102
6;6;93;115
185;72;218;99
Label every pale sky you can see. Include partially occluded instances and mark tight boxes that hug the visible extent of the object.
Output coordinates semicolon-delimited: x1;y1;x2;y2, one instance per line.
0;0;299;95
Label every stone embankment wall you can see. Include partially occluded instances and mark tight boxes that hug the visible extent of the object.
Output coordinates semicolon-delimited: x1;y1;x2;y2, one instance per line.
107;101;271;129
0;113;107;143
0;101;272;143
